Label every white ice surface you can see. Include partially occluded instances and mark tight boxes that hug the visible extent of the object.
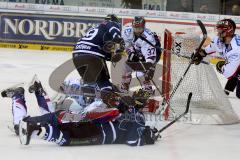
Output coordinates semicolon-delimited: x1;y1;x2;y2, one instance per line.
0;48;240;160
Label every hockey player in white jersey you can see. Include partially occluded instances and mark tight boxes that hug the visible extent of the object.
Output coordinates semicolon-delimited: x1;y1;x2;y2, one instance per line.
192;19;240;98
120;16;161;95
0;76;111;135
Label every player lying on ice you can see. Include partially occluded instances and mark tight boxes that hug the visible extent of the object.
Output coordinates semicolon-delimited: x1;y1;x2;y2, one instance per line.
1;76;111;135
192;18;240;99
1;76;158;146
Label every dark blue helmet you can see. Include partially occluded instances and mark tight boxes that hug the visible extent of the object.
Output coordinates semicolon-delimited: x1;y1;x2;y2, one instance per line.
105;14;120;24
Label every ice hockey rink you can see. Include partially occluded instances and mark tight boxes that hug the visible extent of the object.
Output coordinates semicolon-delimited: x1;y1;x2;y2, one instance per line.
0;48;240;160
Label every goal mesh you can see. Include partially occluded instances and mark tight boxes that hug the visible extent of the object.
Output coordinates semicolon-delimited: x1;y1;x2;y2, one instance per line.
161;29;239;124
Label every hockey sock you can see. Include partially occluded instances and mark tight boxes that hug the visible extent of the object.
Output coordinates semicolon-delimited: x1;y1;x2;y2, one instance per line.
236;75;240;99
35;92;54;114
42;124;70;146
224;77;237;95
12;95;27;126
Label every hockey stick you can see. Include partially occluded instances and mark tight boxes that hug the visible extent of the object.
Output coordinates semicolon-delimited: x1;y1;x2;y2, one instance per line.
139;34;209;65
138;61;163;96
135;72;143;88
155;92;192;140
161;48;209;65
160;19;207;112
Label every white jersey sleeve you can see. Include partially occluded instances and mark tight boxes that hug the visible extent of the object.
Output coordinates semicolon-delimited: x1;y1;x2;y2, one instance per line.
222;35;240;79
205;35;240;79
122;26;134;49
204;36;219;54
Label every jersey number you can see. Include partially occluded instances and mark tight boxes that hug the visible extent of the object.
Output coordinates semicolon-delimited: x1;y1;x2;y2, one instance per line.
147;48;155;56
82;28;98;40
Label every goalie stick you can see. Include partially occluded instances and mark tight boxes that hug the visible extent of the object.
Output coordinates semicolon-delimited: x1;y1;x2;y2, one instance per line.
159;19;207;114
155;92;192;140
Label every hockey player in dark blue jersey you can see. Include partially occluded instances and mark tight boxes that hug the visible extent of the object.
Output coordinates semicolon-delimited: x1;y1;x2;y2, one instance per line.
1;78;157;146
18;93;157;147
72;14;125;94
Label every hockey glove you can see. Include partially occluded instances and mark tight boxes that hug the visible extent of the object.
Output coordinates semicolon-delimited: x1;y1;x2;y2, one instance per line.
192;48;207;65
128;51;139;62
127;47;145;62
216;60;225;74
143;126;158;144
132;89;150;109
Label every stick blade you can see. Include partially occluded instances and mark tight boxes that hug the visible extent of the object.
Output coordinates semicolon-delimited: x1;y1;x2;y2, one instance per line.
185;92;192;114
196;19;207;36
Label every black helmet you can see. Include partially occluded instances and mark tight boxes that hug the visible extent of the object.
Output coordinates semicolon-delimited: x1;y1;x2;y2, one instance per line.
132;16;145;28
105;14;120;24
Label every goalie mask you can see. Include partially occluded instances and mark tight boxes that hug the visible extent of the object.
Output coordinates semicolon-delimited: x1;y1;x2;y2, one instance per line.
132;16;145;36
216;19;236;41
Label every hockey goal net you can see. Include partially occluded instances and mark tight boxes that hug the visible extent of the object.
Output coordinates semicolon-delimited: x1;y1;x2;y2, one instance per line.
161;29;239;124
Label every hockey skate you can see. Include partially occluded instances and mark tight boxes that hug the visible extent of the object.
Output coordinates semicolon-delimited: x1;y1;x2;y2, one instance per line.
1;85;25;98
28;74;46;95
1;85;25;135
19;118;41;145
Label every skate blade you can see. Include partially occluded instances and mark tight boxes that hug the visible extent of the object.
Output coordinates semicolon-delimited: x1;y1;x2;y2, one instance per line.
28;74;40;88
19;120;29;145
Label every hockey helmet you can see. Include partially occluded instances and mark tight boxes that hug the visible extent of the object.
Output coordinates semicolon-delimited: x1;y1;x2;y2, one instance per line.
105;14;120;24
132;16;145;28
216;19;236;38
132;16;145;35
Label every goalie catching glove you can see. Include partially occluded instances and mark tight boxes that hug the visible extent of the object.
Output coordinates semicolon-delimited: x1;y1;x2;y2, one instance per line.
216;60;225;74
192;48;207;65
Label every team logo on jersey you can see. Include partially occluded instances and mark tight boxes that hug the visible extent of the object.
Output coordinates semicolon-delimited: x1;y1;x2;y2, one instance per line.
75;44;91;50
124;28;132;36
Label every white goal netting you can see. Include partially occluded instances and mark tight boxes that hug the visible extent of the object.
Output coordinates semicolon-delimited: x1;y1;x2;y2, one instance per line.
162;29;239;124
